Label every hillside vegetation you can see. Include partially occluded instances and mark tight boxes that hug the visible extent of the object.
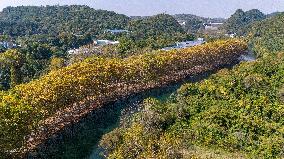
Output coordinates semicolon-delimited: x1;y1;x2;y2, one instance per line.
101;52;284;159
99;13;284;159
0;39;247;158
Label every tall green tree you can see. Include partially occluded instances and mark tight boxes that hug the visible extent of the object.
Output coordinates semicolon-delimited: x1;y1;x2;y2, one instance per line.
0;49;24;88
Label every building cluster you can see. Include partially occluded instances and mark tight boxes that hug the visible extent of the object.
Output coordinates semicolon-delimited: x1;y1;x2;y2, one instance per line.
68;29;127;55
0;41;18;49
161;38;205;51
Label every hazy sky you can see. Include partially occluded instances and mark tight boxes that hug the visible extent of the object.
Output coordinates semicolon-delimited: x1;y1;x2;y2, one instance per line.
0;0;284;18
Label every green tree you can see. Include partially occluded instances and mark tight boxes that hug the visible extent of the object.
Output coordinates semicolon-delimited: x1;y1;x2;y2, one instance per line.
0;49;24;88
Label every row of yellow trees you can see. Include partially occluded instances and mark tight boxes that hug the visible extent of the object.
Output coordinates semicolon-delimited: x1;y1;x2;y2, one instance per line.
0;39;247;157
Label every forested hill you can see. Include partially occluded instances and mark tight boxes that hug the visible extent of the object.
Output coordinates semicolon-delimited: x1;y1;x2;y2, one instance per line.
248;12;284;57
127;14;185;39
222;9;266;35
0;5;130;37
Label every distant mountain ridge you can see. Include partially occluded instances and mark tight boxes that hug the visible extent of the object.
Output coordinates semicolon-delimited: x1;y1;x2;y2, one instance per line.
128;14;185;38
0;5;187;42
0;5;130;37
1;5;280;38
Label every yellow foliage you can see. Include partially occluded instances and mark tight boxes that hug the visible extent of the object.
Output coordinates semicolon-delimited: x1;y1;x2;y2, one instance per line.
0;39;248;154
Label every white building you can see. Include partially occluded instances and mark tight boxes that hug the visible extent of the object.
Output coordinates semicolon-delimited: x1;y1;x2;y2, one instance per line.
178;21;186;26
162;38;205;51
175;39;205;48
105;29;129;34
203;22;223;30
225;33;236;38
94;40;120;46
